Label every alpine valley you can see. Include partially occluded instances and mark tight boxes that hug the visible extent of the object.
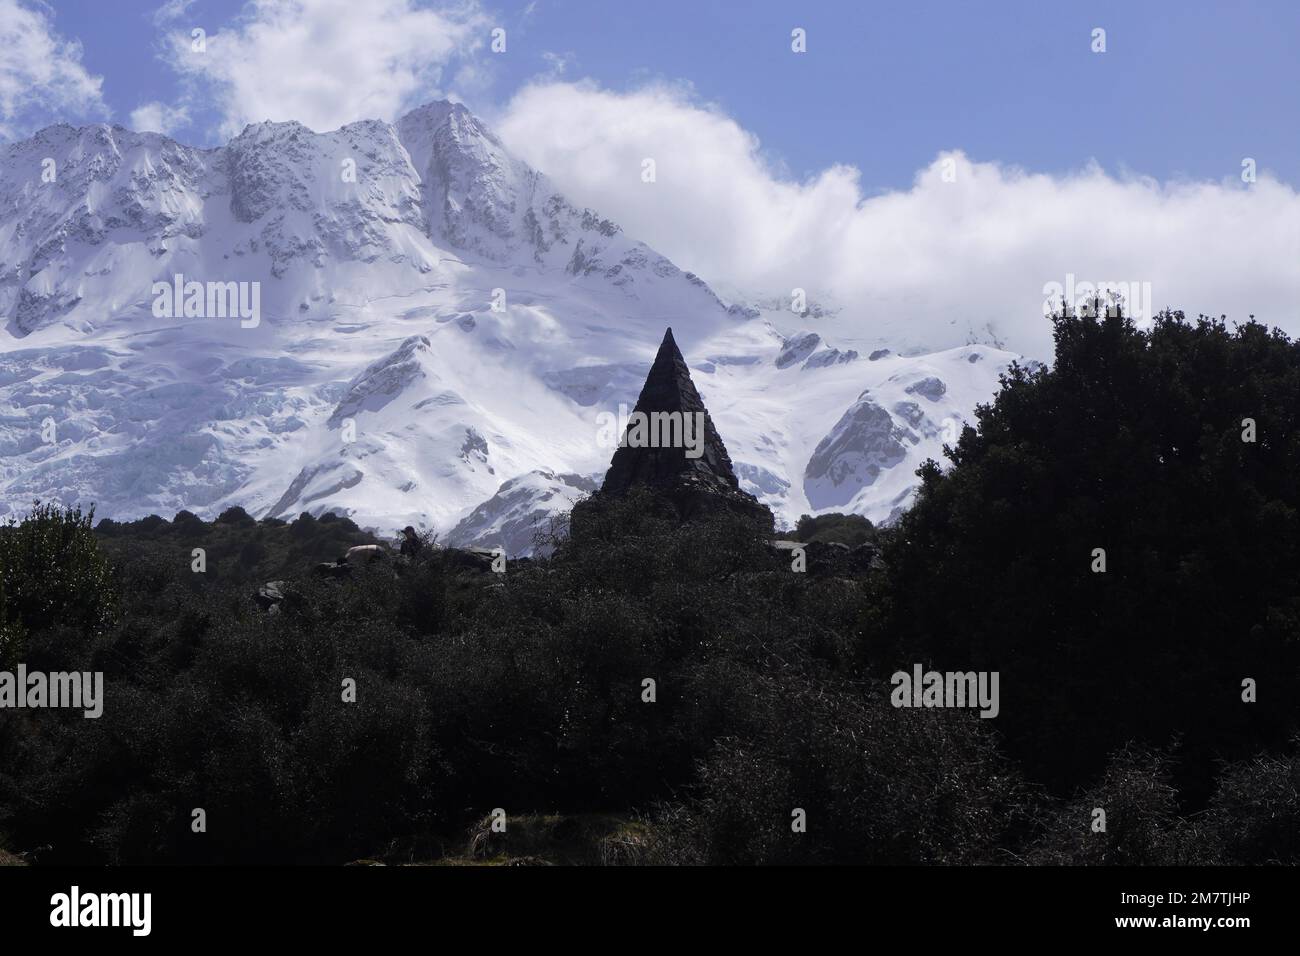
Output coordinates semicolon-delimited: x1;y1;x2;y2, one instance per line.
0;101;1024;553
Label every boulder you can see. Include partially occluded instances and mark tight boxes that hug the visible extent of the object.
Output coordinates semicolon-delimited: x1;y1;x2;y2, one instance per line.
904;376;947;402
345;544;387;563
255;580;288;610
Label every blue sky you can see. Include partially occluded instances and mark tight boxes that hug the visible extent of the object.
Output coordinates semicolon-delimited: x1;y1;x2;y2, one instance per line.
21;0;1300;190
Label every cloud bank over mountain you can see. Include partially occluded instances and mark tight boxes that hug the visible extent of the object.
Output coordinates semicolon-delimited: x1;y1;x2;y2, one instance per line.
150;0;488;141
496;81;1300;359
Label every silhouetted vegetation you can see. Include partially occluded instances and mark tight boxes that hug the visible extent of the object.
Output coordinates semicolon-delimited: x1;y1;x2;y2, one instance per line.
872;307;1300;805
0;502;114;668
782;512;877;547
1;306;1298;865
94;508;379;586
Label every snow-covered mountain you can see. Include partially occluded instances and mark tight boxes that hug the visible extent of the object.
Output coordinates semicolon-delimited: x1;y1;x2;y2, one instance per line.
0;101;1022;551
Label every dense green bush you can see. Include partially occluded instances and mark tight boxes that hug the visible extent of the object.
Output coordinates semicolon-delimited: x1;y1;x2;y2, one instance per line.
651;668;1028;864
0;557;445;864
784;512;877;547
0;502;114;666
873;307;1300;799
0;490;1023;864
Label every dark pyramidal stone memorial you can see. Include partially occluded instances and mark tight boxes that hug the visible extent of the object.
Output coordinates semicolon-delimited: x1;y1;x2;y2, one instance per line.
583;327;774;527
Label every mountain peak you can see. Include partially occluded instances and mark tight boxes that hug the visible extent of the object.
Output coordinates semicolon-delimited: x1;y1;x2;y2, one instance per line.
396;100;491;147
400;99;469;121
232;118;315;142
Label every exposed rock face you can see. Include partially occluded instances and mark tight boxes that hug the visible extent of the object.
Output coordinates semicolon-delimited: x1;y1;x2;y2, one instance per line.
590;328;773;526
775;331;821;369
802;346;858;369
804;392;909;509
905;376;947;402
892;400;925;427
327;335;434;426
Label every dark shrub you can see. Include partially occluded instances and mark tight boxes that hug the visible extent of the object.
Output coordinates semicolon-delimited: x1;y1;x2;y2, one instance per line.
787;512;876;547
216;506;254;525
1026;746;1217;865
1204;742;1300;864
0;502;115;666
874;308;1300;799
653;665;1027;864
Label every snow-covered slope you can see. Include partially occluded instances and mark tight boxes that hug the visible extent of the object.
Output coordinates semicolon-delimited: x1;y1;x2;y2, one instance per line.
0;102;1023;551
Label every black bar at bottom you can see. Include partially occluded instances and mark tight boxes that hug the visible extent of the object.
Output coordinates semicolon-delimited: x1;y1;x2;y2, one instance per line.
0;864;1277;942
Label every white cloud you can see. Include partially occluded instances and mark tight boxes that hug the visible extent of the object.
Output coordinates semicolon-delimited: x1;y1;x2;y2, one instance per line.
495;81;1300;359
165;0;488;139
152;0;196;26
129;100;190;134
0;0;108;138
